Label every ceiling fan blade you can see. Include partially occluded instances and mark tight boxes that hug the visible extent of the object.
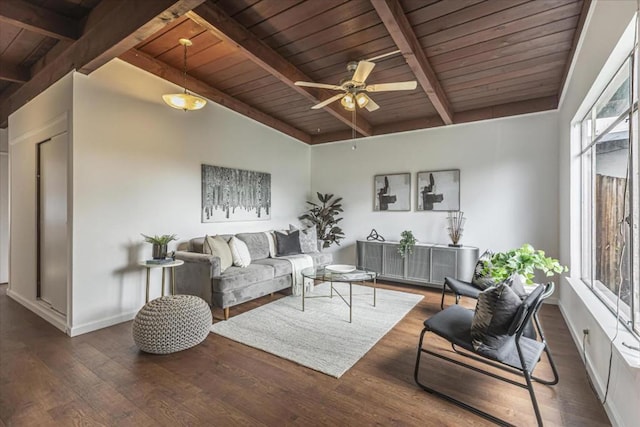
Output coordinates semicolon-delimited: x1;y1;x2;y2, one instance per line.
364;97;380;112
311;93;345;109
365;81;418;92
295;81;342;90
352;60;376;83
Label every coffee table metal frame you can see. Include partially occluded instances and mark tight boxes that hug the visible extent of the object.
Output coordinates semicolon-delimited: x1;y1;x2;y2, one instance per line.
300;266;377;323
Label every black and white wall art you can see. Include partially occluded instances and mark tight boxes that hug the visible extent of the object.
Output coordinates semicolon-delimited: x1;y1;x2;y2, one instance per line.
201;164;271;222
374;173;411;211
417;169;460;211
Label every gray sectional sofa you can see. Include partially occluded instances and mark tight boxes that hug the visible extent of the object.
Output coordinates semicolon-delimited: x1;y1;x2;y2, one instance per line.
174;232;332;319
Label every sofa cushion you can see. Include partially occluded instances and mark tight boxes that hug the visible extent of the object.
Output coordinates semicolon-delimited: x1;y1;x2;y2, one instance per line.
229;237;251;268
203;235;233;272
216;263;275;292
275;230;302;256
252;258;293;277
290;224;319;253
236;232;270;260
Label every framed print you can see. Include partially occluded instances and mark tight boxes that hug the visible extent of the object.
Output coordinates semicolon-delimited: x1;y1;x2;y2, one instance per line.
417;169;460;211
201;164;271;222
374;173;411;211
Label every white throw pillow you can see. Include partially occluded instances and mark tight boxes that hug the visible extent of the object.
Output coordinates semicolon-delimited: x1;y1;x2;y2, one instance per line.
264;231;277;258
229;236;251;268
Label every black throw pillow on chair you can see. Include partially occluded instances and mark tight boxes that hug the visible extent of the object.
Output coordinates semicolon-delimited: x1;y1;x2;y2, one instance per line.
471;250;495;290
471;277;522;355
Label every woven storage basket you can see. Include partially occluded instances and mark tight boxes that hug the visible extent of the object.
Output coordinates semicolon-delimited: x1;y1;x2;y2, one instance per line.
133;295;212;354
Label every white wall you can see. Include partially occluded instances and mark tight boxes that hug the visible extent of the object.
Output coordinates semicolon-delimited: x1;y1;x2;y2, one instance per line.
7;73;73;333
70;59;310;335
0;128;8;283
311;111;560;272
557;1;639;426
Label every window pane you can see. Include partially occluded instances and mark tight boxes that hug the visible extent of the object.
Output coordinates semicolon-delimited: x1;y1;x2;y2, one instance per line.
594;59;631;137
581;146;594;285
594;120;631;313
633;109;640;335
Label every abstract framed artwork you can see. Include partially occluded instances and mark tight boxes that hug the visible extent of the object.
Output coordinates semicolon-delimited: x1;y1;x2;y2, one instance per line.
201;164;271;222
417;169;460;211
374;173;411;211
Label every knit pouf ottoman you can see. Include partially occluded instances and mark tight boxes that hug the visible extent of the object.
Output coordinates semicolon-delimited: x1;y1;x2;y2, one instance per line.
132;295;212;354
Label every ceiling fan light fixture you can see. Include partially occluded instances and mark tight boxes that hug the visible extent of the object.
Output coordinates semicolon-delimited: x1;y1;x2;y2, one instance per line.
341;93;356;111
355;92;369;109
163;38;206;112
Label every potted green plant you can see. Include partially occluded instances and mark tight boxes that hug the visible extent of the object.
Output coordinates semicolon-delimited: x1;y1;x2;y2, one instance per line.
299;192;345;249
483;243;567;284
398;230;416;258
141;233;178;259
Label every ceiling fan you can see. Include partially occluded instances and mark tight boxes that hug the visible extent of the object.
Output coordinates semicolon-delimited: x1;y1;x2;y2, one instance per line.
295;60;417;112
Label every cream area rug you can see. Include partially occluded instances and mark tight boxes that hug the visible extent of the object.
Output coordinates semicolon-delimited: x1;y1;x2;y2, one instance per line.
210;282;423;378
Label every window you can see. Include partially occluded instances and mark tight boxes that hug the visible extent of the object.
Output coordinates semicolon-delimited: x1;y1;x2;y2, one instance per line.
580;55;640;336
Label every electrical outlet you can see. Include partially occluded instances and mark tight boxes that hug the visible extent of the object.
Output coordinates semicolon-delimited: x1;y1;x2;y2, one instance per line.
583;328;590;345
583;328;590;335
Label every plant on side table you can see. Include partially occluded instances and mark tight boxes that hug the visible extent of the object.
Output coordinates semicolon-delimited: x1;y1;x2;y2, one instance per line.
299;192;345;249
398;230;416;258
141;233;178;259
483;243;567;284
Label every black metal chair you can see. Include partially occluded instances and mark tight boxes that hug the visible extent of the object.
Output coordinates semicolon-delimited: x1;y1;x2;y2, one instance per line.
440;276;483;309
415;282;559;426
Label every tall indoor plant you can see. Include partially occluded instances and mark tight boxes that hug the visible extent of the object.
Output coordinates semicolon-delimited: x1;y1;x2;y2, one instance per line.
483;243;567;284
299;192;345;249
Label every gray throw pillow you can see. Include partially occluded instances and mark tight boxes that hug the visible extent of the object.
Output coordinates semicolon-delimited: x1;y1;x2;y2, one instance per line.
275;230;302;256
289;224;319;253
471;278;522;353
471;250;495;289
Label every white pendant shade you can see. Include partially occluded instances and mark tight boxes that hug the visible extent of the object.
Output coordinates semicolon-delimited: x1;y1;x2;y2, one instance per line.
162;38;206;112
162;93;207;111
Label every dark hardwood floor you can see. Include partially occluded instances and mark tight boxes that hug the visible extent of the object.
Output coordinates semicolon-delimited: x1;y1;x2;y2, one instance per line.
0;282;610;426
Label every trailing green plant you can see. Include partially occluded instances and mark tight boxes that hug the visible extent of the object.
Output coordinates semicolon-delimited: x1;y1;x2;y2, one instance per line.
398;230;416;258
483;243;567;284
299;192;345;249
141;233;178;245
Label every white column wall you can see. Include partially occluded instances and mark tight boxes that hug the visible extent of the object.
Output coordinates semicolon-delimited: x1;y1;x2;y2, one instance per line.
0;129;8;283
70;59;310;335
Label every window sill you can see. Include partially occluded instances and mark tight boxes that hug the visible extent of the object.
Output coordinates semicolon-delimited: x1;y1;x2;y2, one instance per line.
564;277;640;369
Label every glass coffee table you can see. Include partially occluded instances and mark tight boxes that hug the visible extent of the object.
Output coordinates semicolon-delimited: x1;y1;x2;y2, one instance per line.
300;265;377;323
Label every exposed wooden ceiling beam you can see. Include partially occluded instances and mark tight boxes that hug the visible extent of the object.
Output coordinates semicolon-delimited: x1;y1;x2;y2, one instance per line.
187;1;373;137
120;49;311;144
0;0;79;41
0;0;205;126
0;61;29;83
371;0;453;125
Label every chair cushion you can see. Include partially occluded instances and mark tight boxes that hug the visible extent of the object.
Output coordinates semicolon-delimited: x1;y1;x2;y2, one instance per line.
471;250;495;290
203;235;233;272
471;279;522;352
229;236;251;268
275;230;302;256
444;277;482;298
424;305;475;353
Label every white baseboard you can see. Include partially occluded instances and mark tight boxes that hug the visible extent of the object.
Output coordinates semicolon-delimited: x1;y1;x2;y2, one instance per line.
7;289;67;334
68;310;137;337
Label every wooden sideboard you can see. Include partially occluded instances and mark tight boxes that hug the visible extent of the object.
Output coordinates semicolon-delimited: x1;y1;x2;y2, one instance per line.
356;240;478;288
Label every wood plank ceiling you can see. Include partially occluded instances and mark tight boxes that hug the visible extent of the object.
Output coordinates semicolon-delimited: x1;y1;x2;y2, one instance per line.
0;0;589;144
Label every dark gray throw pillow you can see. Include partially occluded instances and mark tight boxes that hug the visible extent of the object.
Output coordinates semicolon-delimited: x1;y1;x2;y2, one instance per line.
471;278;522;354
471;250;495;290
275;230;302;256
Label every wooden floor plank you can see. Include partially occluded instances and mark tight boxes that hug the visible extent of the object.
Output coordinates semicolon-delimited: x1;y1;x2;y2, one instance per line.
0;283;610;426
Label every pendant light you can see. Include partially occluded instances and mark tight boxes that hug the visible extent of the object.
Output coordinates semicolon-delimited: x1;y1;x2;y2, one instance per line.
162;38;207;111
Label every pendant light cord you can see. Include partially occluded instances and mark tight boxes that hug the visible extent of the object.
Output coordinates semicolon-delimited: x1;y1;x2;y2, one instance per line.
351;107;357;150
182;42;188;95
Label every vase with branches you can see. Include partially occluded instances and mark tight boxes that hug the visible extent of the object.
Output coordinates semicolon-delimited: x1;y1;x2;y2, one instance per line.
299;192;345;249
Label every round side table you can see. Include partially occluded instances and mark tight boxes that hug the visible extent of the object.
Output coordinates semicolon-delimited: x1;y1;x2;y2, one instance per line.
138;259;184;302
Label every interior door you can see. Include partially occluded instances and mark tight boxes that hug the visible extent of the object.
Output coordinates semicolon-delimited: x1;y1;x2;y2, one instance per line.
38;134;68;315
